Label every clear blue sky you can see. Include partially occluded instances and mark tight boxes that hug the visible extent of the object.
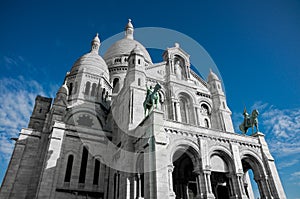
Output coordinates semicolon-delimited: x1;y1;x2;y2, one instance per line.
0;0;299;198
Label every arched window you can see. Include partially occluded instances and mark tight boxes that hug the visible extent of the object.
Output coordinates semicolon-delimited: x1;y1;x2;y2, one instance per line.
102;88;106;99
137;78;141;86
223;101;226;109
91;83;97;96
79;147;88;183
84;81;91;95
179;97;188;123
93;159;100;185
64;155;74;182
113;78;120;93
138;59;141;64
201;104;209;116
69;83;73;95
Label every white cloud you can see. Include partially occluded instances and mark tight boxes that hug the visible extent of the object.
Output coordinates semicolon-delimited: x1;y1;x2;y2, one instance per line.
0;77;48;162
291;171;300;177
233;101;300;157
278;159;299;168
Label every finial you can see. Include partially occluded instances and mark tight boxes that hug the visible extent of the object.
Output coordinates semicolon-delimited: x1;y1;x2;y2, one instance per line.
125;19;134;39
91;33;100;54
209;68;213;73
175;43;180;47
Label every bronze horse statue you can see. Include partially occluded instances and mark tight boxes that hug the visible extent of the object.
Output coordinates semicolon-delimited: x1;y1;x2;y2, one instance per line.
143;83;161;116
239;108;259;134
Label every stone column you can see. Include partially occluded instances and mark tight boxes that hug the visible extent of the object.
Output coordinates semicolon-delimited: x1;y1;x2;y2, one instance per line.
232;173;248;199
194;106;199;126
172;100;177;121
254;177;265;199
176;101;182;122
170;59;175;74
136;173;142;199
133;175;137;199
203;170;215;199
193;168;204;199
226;173;237;199
126;176;131;199
168;165;176;198
254;176;273;199
196;107;202;126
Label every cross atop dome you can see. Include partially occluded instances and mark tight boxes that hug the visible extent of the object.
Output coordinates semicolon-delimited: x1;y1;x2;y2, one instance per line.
125;19;134;40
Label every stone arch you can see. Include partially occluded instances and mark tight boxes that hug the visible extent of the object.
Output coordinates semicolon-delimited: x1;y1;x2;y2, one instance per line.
170;139;201;198
240;149;271;198
240;149;266;177
175;89;197;104
169;138;200;167
208;146;235;199
177;92;196;124
199;100;212;114
208;145;235;173
173;53;190;68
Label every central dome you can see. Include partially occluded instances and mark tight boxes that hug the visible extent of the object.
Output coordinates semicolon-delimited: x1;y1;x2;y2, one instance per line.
104;38;152;64
103;19;152;67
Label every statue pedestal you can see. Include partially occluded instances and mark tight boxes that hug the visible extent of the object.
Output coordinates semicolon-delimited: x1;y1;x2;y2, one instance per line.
251;131;264;137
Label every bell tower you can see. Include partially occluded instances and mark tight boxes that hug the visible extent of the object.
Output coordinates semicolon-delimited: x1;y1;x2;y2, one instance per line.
207;69;234;132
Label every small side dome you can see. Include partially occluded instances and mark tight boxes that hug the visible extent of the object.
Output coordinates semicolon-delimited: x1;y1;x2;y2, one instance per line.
208;69;219;82
69;34;109;80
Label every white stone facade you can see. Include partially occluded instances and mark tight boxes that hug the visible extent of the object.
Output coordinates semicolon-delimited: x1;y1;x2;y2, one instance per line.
0;20;286;199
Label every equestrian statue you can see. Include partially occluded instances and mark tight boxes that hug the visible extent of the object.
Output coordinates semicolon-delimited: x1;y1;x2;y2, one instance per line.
239;107;259;134
143;83;161;116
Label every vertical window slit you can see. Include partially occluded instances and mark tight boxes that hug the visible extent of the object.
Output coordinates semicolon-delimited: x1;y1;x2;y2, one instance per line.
79;147;88;183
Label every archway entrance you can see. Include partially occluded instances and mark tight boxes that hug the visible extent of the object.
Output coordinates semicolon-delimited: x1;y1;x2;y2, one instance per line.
173;150;197;199
242;158;263;199
210;154;231;199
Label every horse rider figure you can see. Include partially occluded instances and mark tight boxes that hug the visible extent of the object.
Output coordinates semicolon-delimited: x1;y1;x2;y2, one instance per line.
143;83;161;116
239;107;259;135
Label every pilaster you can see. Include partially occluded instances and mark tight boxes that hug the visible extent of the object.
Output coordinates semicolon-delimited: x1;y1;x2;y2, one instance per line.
36;121;66;198
252;132;286;199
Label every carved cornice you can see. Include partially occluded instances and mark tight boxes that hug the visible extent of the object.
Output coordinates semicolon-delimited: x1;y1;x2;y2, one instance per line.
164;125;261;149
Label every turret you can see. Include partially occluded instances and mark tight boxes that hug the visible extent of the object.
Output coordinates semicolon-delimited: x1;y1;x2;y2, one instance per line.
51;81;69;121
126;45;146;87
28;95;52;131
208;69;234;132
